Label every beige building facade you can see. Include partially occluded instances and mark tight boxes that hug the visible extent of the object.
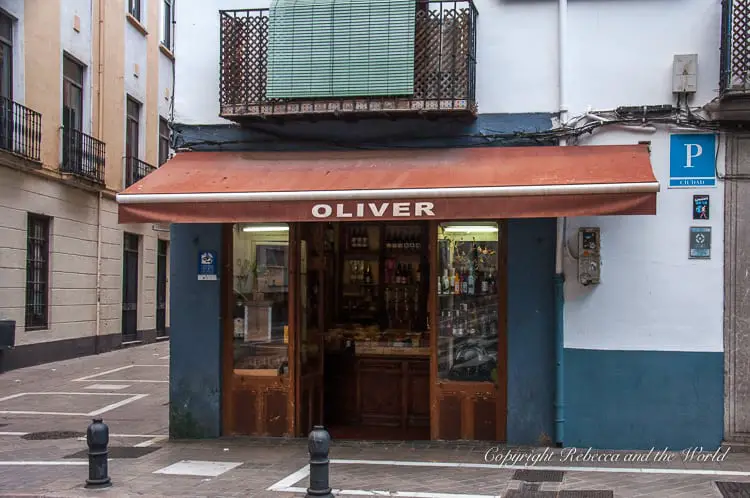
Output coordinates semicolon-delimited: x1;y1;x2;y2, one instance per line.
0;0;174;370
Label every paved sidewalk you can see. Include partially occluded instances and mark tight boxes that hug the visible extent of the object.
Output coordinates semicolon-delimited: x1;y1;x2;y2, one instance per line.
1;343;750;497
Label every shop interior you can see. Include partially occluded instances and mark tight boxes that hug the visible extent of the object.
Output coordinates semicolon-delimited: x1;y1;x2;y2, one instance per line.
230;220;501;440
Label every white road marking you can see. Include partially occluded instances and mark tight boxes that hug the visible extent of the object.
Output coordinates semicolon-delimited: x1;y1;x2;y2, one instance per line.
84;384;131;390
282;489;499;497
72;364;168;383
329;458;750;477
0;392;149;416
153;460;243;477
135;435;168;447
0;432;28;436
267;465;310;490
0;461;88;466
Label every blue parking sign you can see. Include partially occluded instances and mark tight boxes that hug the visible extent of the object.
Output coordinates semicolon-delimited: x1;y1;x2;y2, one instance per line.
669;134;716;188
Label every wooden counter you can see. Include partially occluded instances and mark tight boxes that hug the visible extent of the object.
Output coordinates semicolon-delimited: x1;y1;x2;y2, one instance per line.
356;353;430;428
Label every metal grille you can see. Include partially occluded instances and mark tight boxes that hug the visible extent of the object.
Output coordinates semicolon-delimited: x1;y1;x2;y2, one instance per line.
25;214;50;330
219;0;477;119
721;0;750;93
60;128;106;184
125;156;155;187
0;96;42;162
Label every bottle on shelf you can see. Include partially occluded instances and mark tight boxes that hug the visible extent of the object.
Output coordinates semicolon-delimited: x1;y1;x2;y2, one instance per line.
461;268;468;295
416;264;421;284
363;227;369;249
364;264;372;284
468;267;475;295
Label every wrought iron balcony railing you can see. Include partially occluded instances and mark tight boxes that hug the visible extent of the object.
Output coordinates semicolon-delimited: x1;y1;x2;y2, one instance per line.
60;128;106;184
0;96;42;162
125;156;156;187
721;0;750;95
219;0;478;120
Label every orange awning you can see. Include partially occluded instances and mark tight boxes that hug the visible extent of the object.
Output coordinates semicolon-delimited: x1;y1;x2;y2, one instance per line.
117;145;659;224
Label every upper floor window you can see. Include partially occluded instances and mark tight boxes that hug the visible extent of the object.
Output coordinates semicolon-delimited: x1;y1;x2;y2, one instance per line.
159;117;170;165
62;55;84;132
129;0;141;21
126;96;141;159
0;11;13;101
162;0;173;50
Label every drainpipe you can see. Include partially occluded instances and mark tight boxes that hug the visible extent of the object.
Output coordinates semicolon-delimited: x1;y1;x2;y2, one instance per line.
94;0;105;353
554;0;568;447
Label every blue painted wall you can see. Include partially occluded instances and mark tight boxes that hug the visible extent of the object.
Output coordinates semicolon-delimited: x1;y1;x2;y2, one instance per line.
564;348;724;450
169;223;223;438
506;218;557;445
172;113;556;151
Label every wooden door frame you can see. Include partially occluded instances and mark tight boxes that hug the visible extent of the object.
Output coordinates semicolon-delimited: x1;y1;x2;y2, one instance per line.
220;223;234;435
428;220;508;441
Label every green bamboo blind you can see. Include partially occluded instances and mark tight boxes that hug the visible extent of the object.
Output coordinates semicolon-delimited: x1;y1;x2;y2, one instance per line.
266;0;416;99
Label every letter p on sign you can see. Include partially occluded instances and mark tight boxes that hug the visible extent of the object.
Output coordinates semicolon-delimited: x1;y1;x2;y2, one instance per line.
669;133;717;188
684;143;702;168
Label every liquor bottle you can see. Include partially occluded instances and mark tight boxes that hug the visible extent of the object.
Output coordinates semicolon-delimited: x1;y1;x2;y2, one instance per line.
363;227;369;249
468;268;475;295
441;269;449;295
364;264;372;284
416;264;421;284
453;269;460;294
461;269;468;295
481;271;489;294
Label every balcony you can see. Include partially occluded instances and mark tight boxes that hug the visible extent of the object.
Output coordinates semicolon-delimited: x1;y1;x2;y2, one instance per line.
60;128;106;185
714;0;750;118
219;0;478;122
125;156;156;188
0;96;42;163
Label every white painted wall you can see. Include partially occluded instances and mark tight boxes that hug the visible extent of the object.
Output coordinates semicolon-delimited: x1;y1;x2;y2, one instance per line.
158;51;173;120
173;0;726;354
0;0;24;104
60;0;94;135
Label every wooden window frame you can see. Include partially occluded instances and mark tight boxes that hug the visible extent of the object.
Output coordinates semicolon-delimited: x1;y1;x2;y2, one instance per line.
162;0;173;50
159;116;170;166
128;0;141;21
126;96;141;160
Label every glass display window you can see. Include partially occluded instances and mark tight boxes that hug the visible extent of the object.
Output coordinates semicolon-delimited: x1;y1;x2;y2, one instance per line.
436;222;500;382
232;223;290;374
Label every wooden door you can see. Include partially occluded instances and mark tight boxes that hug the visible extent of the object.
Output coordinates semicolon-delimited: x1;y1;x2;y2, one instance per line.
429;220;508;441
295;223;325;436
121;233;139;342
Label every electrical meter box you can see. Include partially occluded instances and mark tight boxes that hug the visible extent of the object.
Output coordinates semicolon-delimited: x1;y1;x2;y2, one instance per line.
578;227;601;286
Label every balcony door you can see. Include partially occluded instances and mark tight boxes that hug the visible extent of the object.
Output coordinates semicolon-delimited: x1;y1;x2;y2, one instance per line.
62;55;84;171
0;12;12;152
126;97;141;185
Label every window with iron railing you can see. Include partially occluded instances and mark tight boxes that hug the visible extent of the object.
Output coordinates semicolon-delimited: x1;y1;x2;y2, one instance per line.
159;117;170;166
25;213;50;331
219;0;477;119
162;0;173;50
129;0;141;21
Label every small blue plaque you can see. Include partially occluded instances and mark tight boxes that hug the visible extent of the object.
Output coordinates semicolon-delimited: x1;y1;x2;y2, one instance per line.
198;250;218;280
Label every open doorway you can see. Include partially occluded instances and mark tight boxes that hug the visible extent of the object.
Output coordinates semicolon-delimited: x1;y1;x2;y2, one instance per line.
296;221;431;440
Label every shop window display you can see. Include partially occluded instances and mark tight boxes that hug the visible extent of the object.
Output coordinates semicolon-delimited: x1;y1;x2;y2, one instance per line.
232;223;290;373
437;222;499;382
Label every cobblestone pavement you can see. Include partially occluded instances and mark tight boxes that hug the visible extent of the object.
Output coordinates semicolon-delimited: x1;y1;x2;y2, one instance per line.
1;343;750;497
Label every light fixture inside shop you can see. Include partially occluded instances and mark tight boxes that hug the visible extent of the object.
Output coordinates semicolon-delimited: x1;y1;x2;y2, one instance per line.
443;225;498;233
242;225;289;233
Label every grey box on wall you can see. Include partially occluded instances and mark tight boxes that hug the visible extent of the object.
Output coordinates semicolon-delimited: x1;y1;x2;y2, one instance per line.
0;320;15;349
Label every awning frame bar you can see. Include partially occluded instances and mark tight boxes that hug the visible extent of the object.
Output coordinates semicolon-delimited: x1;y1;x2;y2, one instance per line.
117;181;661;204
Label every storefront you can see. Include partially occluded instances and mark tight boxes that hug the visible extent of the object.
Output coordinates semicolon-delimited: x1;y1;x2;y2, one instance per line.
118;145;658;442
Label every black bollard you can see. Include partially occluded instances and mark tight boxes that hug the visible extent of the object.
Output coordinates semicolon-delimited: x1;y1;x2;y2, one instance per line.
85;417;111;488
306;425;333;498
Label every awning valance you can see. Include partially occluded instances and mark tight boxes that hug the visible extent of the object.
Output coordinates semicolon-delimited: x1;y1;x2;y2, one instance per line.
117;145;659;224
